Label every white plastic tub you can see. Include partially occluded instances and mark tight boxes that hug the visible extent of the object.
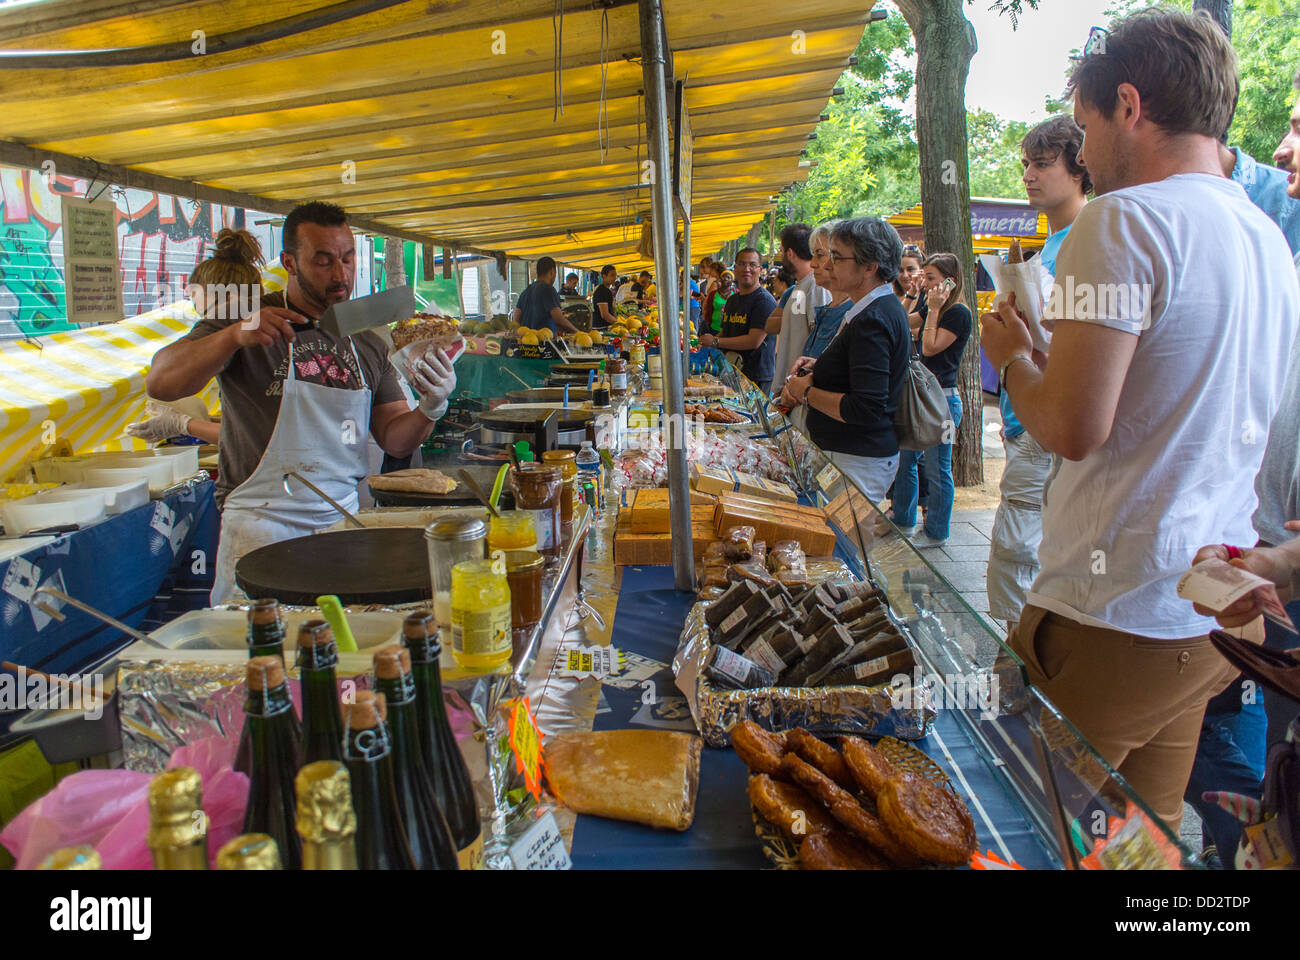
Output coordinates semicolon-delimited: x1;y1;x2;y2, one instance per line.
58;478;150;515
0;490;106;535
84;459;174;494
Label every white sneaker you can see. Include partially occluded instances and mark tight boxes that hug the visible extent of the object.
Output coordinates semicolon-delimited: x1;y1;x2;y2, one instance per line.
893;521;919;536
914;532;948;549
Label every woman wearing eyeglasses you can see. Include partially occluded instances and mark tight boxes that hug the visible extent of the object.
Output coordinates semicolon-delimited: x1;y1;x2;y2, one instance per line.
780;218;911;501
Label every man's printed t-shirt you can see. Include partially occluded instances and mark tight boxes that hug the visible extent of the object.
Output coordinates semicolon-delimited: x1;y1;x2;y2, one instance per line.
184;290;405;507
1028;174;1299;639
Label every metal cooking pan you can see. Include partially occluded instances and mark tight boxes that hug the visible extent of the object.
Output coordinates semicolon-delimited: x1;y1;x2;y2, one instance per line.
235;528;431;606
505;387;592;404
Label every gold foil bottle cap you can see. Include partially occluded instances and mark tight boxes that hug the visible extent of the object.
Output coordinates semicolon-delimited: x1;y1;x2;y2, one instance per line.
372;643;411;680
246;655;285;691
216;834;281;870
39;846;101;870
346;689;386;728
295;761;357;845
249;598;280;625
146;767;205;851
403;610;437;639
298;619;334;647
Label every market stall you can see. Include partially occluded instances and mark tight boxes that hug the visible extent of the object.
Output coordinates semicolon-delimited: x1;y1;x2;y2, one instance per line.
1;344;1203;871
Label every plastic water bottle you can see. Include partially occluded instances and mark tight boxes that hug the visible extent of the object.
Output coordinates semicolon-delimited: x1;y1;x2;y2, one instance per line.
576;441;602;514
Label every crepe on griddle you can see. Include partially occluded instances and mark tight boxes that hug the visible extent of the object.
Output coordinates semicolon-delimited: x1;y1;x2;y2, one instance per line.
366;468;458;495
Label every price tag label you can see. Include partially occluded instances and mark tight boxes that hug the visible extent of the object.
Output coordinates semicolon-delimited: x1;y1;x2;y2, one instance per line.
508;811;572;870
507;697;544;801
556;644;623;679
816;461;843;496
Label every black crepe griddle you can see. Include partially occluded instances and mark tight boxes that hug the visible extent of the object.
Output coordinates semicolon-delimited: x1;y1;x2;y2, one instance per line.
478;406;594;434
547;373;598;386
235;528;430;606
506;387;592;404
550;362;602;375
366;462;514;508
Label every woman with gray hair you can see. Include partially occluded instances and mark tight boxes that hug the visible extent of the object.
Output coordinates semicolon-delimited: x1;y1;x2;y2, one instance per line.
780;217;911;500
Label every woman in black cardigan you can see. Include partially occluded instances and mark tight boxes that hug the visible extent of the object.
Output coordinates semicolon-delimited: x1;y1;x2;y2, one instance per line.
781;217;910;501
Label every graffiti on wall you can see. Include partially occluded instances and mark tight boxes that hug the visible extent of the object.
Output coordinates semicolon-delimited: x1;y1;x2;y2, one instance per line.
0;165;275;336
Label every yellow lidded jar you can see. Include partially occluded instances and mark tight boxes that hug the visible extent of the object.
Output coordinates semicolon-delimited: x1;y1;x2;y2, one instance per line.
488;510;538;551
449;558;513;671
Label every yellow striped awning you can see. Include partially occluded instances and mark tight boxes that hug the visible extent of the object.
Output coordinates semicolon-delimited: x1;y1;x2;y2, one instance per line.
0;307;219;481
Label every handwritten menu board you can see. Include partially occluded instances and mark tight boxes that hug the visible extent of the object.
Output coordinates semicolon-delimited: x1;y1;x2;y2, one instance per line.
62;196;123;324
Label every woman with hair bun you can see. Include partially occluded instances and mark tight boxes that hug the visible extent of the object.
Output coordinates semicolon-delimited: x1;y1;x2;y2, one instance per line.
127;228;267;446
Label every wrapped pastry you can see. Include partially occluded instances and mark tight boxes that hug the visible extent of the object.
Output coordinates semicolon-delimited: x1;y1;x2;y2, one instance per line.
716;591;783;648
740;621;807;676
544;730;702;831
726;560;779;590
721;525;757;562
767;540;808;587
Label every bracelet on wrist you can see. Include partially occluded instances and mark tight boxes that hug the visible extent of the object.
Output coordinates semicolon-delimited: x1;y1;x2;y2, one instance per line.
999;353;1033;383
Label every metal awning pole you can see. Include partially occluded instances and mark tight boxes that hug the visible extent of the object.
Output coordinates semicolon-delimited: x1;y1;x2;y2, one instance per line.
681;215;692;385
639;0;693;591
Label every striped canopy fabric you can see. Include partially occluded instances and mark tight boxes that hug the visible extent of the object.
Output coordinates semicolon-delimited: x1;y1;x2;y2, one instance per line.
0;305;219;481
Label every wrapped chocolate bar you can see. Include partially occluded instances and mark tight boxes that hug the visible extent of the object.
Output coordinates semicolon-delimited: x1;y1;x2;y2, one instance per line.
705;646;777;690
803;604;839;639
782;623;854;686
721;525;757;562
704;579;761;631
794;583;839;619
806;632;907;686
833;594;881;624
820;649;915;688
716;590;783;648
740;621;808;676
731;595;791;652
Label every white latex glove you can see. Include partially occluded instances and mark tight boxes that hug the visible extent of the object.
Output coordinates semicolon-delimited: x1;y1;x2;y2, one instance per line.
409;347;456;421
126;400;192;442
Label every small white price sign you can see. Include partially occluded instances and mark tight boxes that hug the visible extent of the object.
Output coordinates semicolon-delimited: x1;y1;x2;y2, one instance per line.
508;811;571;870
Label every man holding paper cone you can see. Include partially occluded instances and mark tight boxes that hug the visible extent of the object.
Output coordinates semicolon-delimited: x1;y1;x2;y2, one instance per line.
978;11;1298;833
984;117;1089;634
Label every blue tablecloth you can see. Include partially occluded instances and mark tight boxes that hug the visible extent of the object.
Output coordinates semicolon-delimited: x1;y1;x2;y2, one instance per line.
0;478;218;680
569;564;1056;869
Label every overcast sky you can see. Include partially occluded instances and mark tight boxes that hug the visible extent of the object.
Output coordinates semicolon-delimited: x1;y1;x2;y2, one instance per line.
960;0;1117;122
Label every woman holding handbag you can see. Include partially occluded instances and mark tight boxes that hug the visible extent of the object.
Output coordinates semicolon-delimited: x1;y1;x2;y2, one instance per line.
890;253;971;545
780;218;911;501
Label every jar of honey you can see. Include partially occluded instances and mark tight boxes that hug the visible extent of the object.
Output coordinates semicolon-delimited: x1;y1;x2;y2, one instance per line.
541;449;577;525
449;558;512;671
509;463;563;563
607;357;629;397
488;510;538;551
503;550;545;629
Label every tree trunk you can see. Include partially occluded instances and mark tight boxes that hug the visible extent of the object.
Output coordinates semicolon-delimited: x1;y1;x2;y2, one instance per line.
383;236;406;289
1193;0;1231;38
895;0;982;486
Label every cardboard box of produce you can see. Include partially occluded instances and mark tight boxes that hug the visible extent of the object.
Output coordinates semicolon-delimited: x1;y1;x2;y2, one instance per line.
713;497;836;556
690;463;796;502
624;487;716;533
613;517;719;565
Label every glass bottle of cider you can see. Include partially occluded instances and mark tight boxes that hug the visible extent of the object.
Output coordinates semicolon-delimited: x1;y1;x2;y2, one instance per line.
296;760;358;870
402;611;483;869
241;656;302;869
343;690;416;870
373;644;458;870
296;619;344;765
146;766;209;869
235;598;300;774
216;833;281;869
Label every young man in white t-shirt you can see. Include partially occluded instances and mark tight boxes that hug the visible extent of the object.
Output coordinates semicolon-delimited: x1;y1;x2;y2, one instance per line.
979;10;1300;833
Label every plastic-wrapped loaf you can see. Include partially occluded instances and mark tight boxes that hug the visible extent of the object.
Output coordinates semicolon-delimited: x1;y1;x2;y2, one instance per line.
731;595;792;652
726;560;778;590
820;649;915;688
716;590;783;648
720;525;757;561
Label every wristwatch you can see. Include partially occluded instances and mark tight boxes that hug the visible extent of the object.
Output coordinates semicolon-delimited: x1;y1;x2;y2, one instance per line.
999;353;1033;383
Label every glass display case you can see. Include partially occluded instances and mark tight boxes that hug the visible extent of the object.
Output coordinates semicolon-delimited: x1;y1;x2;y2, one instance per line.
717;355;1200;869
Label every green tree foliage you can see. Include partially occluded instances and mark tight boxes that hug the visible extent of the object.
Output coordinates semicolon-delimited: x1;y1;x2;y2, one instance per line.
967;109;1032;198
1098;1;1300;164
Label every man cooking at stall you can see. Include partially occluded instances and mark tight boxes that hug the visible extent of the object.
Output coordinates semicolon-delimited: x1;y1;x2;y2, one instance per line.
145;201;457;604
